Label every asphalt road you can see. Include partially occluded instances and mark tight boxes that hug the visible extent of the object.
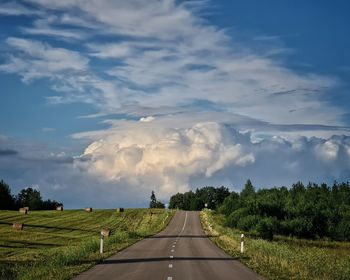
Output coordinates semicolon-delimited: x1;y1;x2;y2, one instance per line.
74;211;263;280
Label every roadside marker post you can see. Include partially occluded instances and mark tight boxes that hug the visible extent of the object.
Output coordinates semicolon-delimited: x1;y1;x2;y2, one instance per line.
240;233;245;253
100;234;104;254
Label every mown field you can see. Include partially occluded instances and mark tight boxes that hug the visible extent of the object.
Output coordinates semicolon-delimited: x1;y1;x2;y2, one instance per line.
201;210;350;280
0;208;173;280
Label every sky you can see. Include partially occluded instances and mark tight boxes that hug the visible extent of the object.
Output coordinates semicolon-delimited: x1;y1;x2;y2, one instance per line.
0;0;350;208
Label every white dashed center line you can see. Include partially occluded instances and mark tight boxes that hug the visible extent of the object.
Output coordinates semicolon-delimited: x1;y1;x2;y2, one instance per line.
171;249;174;252
169;264;173;268
170;256;174;258
167;277;172;280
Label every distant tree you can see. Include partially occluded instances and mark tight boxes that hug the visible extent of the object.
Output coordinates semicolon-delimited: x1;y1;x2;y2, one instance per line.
149;190;165;208
0;180;15;210
16;187;43;210
41;199;63;210
241;179;255;198
218;192;239;216
150;191;157;208
169;193;184;209
183;191;196;210
154;201;165;209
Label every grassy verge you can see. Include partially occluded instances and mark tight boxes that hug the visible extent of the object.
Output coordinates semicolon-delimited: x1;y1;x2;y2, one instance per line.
0;208;174;280
200;210;350;280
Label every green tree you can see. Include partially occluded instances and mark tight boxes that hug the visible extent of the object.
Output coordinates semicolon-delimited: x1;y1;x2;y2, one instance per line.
241;179;255;198
218;192;239;216
0;180;15;210
149;191;165;208
169;193;184;209
16;187;42;210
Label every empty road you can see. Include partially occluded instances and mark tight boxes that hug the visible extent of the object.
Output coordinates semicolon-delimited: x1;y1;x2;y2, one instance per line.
74;211;263;280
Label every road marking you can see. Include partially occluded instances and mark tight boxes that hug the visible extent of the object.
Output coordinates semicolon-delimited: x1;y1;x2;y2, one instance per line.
181;212;188;232
171;249;174;252
167;277;172;280
170;256;174;258
172;245;175;247
169;264;173;268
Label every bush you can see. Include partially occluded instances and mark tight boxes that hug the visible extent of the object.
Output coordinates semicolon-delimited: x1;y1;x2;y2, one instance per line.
332;220;350;241
237;215;261;231
255;217;278;240
225;208;250;228
218;192;240;216
281;217;313;238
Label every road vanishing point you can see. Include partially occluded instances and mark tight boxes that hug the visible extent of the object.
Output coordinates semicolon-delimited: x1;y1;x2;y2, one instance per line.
74;211;263;280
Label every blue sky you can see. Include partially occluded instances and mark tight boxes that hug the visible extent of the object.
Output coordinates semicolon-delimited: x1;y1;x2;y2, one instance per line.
0;0;349;208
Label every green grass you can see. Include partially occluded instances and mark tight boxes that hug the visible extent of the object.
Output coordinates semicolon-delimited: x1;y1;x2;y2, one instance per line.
200;210;350;280
0;208;174;280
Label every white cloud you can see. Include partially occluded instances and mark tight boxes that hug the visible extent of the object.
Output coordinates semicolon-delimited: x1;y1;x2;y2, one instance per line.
139;116;155;122
0;1;42;16
88;43;133;59
1;124;350;207
76;122;255;197
0;37;88;82
2;1;346;130
74;121;350;200
315;140;339;161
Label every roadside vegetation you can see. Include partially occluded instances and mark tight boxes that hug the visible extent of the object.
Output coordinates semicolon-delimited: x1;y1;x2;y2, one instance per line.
0;208;173;280
201;210;350;280
170;180;350;241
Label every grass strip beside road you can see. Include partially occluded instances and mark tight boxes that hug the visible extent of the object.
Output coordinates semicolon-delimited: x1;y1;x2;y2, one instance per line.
200;210;350;280
0;209;174;280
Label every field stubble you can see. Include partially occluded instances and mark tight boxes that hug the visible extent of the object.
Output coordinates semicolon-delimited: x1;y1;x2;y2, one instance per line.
0;209;173;280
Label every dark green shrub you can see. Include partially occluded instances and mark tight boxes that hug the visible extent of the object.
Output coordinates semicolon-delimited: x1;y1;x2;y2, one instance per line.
255;217;278;240
237;215;260;231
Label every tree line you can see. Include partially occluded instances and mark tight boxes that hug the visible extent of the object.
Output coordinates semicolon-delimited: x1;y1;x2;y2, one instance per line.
169;180;350;241
0;179;62;210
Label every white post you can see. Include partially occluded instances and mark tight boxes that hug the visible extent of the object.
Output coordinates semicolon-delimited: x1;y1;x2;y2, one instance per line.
100;234;104;254
240;233;245;253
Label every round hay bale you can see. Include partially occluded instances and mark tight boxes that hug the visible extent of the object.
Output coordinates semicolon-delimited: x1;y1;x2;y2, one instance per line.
101;228;111;237
56;206;63;211
19;208;28;214
12;223;23;230
116;208;124;213
84;207;92;212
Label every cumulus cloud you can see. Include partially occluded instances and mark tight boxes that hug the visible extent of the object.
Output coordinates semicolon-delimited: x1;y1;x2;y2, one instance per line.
1;123;350;207
76;122;254;197
139;116;155;122
73;121;350;200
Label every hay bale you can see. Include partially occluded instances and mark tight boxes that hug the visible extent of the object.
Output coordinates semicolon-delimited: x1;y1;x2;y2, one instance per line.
19;208;28;214
56;206;63;211
84;207;92;212
116;208;124;213
101;228;111;237
12;223;23;230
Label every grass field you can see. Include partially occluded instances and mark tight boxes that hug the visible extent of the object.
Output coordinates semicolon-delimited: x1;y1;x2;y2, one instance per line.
201;210;350;280
0;208;173;280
